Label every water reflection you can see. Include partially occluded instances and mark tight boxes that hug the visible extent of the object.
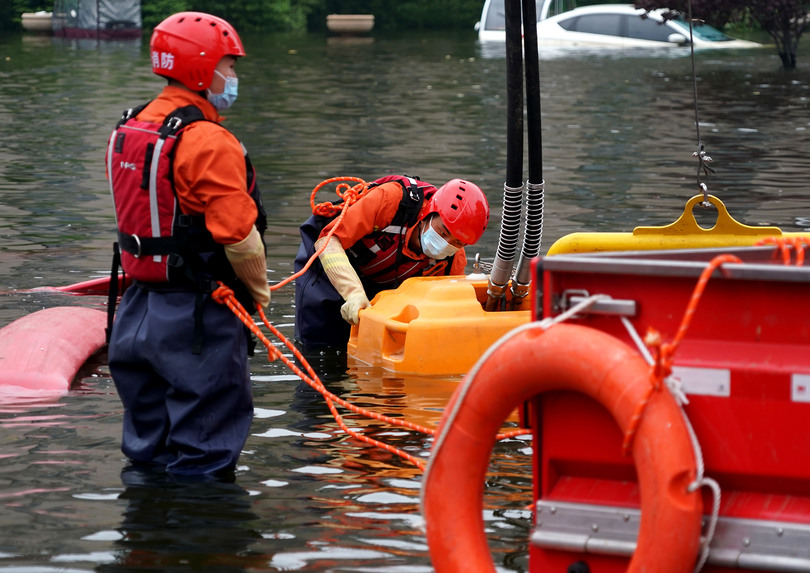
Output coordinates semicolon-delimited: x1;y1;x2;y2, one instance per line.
347;362;460;431
97;468;264;572
1;25;810;573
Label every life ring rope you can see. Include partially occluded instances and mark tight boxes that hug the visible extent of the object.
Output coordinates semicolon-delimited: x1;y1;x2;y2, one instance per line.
309;176;370;218
641;255;749;570
614;254;741;573
422;321;705;572
621;311;721;573
422;248;773;572
628;248;810;572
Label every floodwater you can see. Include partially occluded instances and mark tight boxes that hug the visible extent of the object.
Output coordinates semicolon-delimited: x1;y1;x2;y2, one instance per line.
1;25;810;572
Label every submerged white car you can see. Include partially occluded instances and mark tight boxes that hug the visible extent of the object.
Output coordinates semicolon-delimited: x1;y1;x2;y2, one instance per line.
476;0;762;50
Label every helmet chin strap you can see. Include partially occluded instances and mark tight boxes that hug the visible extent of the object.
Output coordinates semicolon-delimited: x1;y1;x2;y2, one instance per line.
414;217;428;253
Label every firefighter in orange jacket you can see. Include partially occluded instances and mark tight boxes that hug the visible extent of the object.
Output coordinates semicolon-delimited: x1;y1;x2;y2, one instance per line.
294;176;490;348
106;12;269;477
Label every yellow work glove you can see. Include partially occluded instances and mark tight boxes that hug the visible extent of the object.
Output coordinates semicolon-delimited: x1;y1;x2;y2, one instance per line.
224;225;271;308
316;237;371;325
341;291;371;325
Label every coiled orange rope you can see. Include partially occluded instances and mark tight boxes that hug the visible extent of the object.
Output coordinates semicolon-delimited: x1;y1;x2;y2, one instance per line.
755;235;810;265
271;177;372;291
212;283;529;471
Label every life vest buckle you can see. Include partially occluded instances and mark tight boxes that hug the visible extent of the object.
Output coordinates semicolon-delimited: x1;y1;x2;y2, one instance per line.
132;234;142;258
167;252;184;268
166;116;182;131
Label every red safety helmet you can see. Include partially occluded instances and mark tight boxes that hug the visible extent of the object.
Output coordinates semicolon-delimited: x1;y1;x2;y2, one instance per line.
425;179;490;245
150;12;245;91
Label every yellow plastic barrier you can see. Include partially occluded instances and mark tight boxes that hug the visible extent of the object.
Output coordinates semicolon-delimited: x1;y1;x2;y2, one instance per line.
548;194;787;255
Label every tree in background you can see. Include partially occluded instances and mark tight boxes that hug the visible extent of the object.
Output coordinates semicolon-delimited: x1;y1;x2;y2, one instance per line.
141;0;190;30
634;0;810;68
140;0;482;34
324;0;482;30
3;0;495;37
747;0;810;67
139;0;321;32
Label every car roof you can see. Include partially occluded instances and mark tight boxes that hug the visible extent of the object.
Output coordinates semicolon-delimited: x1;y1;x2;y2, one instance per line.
477;1;761;50
541;5;759;47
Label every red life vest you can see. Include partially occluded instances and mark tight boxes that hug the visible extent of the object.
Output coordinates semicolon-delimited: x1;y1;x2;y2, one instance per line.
346;175;454;293
106;104;265;285
293;174;454;347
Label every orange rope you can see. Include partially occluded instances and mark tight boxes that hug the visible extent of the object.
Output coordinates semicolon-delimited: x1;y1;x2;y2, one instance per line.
254;233;810;464
271;177;373;291
755;235;810;266
756;236;792;264
211;283;529;471
619;237;810;455
219;174;532;466
309;176;369;216
622;253;742;455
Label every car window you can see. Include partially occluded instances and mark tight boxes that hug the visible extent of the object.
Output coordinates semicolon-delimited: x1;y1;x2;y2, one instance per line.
544;0;578;18
484;0;506;31
670;18;734;42
558;14;623;37
626;15;676;42
483;0;546;31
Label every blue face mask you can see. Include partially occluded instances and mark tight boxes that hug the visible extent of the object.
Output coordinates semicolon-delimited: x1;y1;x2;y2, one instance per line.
421;219;460;260
207;70;238;111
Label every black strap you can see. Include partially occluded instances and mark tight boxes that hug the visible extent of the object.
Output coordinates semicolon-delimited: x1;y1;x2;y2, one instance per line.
117;219;217;259
389;175;425;228
118;232;179;258
115;103;149;129
105;242;122;343
160;104;207;137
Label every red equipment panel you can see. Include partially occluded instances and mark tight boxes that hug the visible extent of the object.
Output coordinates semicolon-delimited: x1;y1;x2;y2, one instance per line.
530;246;810;572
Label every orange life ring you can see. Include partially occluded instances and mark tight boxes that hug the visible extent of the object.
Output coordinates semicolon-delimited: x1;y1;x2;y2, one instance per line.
421;322;703;573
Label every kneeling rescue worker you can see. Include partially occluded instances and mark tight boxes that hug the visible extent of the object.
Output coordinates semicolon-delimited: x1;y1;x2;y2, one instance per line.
294;175;490;349
105;12;270;478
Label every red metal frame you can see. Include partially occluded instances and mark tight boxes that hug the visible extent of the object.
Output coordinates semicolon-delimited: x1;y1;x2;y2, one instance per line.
529;247;810;572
